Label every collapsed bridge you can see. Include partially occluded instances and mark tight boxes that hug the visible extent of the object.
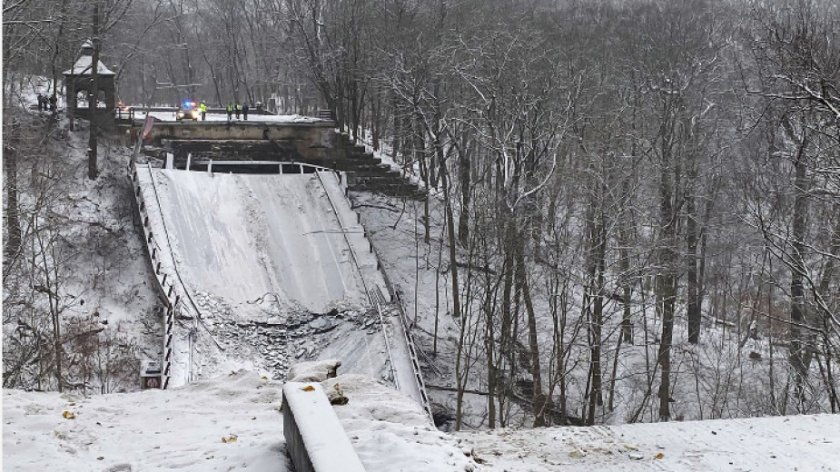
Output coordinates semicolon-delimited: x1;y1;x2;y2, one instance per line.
129;158;431;419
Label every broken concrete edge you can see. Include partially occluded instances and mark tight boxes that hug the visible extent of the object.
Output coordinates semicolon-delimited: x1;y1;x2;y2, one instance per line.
282;381;366;472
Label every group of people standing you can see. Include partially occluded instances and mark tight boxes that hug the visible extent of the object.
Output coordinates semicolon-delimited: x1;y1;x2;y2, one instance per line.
225;102;250;121
181;99;264;121
36;93;57;112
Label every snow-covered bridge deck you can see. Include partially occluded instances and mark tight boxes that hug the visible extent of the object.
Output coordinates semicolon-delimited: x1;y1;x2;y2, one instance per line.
132;165;431;417
136;167;380;314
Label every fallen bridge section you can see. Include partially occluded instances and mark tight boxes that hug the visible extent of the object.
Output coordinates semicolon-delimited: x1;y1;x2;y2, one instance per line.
133;165;392;386
133;164;431;414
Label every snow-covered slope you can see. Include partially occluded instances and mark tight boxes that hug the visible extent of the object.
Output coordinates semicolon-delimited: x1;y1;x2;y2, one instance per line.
2;371;475;471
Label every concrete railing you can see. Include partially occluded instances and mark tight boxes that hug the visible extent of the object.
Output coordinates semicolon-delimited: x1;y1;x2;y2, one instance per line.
282;382;366;472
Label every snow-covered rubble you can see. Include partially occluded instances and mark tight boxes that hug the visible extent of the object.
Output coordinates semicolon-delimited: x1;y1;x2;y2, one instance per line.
206;306;385;381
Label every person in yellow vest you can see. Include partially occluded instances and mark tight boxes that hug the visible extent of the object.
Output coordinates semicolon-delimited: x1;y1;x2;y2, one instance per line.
235;102;241;120
199;101;207;121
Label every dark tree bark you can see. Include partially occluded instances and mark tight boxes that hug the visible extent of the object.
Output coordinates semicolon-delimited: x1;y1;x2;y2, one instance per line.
586;201;607;425
88;1;101;180
686;189;701;344
656;112;679;422
785;117;810;405
4;122;21;257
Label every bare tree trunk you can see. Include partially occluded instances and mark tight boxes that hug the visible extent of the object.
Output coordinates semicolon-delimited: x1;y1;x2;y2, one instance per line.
457;132;472;247
657;126;679;422
686;189;701;344
619;222;633;343
50;0;70;106
4;122;21;257
786;118;810;406
515;231;546;426
484;266;498;428
439;150;461;321
88;1;101;180
586;205;607;425
498;225;514;426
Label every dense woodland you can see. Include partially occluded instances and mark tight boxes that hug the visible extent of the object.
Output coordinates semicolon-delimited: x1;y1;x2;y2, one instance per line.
4;0;840;428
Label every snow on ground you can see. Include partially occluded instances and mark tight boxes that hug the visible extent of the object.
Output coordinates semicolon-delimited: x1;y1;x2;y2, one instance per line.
3;371;287;471
326;374;476;472
349;192;485;426
7;366;833;472
132;111;325;123
3;370;477;472
4;73;65;110
460;414;840;471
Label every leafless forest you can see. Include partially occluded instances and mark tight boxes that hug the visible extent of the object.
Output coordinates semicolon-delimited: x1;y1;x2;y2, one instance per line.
4;0;839;428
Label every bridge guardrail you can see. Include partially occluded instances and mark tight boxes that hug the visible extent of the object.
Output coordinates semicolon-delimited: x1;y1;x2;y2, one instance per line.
129;161;221;387
317;171;433;420
342;194;434;422
128;163;179;388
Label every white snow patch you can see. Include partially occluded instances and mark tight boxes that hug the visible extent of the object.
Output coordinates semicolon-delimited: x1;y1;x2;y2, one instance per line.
3;371;287;471
460;414;840;471
287;359;342;382
63;55;115;76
